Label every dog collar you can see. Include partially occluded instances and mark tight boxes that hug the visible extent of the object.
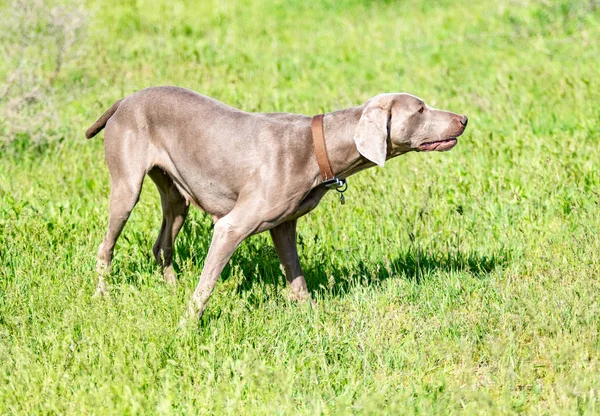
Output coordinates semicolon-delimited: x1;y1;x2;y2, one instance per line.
311;114;348;204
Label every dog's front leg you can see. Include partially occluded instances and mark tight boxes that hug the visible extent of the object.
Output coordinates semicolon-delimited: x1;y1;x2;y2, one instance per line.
269;220;313;303
180;200;275;325
180;219;246;324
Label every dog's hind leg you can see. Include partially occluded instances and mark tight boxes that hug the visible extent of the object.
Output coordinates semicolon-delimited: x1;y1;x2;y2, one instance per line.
148;167;189;284
95;176;144;296
95;130;146;296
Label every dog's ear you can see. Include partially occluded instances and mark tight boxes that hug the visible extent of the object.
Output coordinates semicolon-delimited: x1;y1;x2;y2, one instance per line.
353;97;392;167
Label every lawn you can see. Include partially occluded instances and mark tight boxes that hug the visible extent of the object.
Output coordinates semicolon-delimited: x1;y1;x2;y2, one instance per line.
1;0;600;413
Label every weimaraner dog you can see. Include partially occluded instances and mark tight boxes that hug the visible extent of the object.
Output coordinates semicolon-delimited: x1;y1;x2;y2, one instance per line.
86;86;467;322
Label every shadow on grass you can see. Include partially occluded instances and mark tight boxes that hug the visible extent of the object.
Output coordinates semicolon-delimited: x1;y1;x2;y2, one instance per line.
173;217;510;299
237;245;508;299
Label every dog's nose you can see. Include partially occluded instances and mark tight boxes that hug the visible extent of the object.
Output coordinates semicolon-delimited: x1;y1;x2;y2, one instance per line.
460;115;468;127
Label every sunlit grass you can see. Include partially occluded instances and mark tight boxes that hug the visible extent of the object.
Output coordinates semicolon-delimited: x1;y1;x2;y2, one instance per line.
1;0;600;413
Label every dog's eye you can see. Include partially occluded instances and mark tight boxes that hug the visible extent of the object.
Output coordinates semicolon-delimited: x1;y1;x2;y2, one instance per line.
418;106;425;114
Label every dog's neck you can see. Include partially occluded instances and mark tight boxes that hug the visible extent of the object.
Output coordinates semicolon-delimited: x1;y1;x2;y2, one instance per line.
321;105;375;180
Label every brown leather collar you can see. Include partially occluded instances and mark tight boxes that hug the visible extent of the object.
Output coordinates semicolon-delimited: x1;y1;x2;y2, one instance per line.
311;114;335;181
311;114;346;189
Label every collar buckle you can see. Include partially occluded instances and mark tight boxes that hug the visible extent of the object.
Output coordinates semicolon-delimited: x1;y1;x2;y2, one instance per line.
323;177;348;205
323;177;346;189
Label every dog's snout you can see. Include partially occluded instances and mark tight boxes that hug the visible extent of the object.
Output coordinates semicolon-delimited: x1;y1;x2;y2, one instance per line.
460;115;468;127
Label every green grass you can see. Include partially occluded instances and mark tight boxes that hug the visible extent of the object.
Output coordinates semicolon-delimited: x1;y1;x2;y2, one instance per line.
1;0;600;413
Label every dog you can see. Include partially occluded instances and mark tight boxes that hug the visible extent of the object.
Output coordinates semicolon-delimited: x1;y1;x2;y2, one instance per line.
86;86;467;321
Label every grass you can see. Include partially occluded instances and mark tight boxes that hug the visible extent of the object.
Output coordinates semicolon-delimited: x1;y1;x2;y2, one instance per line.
1;0;600;413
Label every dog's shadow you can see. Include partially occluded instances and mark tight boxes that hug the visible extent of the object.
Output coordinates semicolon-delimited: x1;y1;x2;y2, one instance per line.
175;217;509;300
231;241;507;299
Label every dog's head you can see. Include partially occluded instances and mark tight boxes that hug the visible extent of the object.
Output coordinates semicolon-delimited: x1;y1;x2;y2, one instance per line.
353;93;467;166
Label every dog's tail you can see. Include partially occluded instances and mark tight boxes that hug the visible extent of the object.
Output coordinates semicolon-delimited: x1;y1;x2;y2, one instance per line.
85;99;123;139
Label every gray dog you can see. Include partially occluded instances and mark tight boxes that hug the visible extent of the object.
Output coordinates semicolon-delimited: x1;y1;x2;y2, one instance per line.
86;86;467;321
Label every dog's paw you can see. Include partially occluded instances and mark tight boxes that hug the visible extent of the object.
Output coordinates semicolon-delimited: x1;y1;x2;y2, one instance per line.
164;267;177;285
93;280;110;298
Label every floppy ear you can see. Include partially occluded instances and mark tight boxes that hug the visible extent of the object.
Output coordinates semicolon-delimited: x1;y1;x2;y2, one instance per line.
353;98;391;167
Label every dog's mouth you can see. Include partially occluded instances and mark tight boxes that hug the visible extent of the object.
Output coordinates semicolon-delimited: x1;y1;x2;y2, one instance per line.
417;138;458;152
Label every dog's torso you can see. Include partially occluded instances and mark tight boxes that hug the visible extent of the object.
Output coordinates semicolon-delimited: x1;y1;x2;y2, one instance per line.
104;86;323;226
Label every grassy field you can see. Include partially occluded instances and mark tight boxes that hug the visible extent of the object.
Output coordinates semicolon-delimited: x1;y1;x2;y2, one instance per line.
1;0;600;413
